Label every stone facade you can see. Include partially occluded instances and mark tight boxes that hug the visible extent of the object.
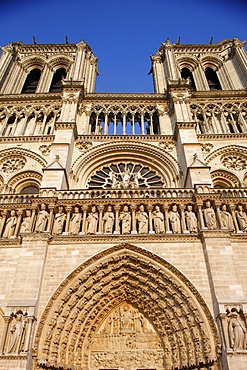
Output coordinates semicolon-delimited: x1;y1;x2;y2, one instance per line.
0;38;246;370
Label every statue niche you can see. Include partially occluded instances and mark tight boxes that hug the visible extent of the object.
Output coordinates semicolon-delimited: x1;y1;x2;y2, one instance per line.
88;302;164;369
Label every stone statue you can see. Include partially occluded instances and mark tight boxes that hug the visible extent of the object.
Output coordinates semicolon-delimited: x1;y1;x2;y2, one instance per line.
7;310;26;354
3;210;17;238
153;205;165;234
122;168;131;188
185;205;197;233
169;205;181;234
109;171;118;188
220;204;234;230
20;209;32;233
53;207;65;235
35;204;49;232
228;308;247;350
203;201;217;229
87;206;98;234
138;204;148;234
103;205;115;233
69;207;82;234
236;205;247;232
119;205;131;234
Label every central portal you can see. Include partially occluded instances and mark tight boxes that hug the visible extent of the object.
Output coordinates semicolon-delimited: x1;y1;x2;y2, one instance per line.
88;302;164;370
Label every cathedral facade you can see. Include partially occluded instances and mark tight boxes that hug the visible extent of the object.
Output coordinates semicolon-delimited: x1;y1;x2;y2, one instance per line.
0;37;246;370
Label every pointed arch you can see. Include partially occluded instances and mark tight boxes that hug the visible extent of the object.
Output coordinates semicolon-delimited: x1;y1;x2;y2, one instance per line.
34;244;220;370
71;142;181;188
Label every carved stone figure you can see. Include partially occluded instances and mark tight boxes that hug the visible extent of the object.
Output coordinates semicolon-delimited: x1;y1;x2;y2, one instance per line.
103;205;114;233
236;205;247;232
228;309;247;350
169;205;181;234
122;168;131;188
185;205;198;233
220;204;234;230
53;207;65;235
7;311;26;354
119;205;131;234
153;205;165;234
138;205;148;234
3;210;17;238
35;204;49;232
87;206;98;234
69;207;82;234
203;201;217;229
20;209;32;233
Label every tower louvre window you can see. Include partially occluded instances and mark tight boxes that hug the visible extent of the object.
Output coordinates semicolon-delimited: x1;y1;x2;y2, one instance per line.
21;68;41;94
205;67;222;90
181;67;196;90
49;68;67;92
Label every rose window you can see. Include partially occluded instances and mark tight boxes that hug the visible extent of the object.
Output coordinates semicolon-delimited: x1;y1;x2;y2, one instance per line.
221;154;247;171
1;156;27;173
87;162;165;189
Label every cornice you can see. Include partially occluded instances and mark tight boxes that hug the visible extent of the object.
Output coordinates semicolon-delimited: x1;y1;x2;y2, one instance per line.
191;90;247;99
0;135;54;144
0;92;62;103
85;92;165;101
76;134;173;142
197;133;247;141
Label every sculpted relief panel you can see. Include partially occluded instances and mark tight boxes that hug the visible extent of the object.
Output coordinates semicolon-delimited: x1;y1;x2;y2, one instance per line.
89;302;163;369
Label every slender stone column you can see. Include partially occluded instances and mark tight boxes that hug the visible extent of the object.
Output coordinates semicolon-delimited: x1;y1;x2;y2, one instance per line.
164;205;171;234
30;207;36;232
0;211;7;237
47;206;55;233
141;113;145;134
114;115;117;134
229;205;239;233
23;317;34;352
63;207;72;235
180;205;188;233
150;115;154;134
104;114;108;134
114;205;120;234
0;317;11;354
130;205;137;234
97;206;104;234
14;210;23;238
122;114;126;135
81;206;88;235
132;115;135;135
215;202;223;229
147;205;154;234
197;204;206;230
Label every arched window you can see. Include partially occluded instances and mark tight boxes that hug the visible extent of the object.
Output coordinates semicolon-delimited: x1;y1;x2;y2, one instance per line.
49;68;67;92
21;68;41;94
205;67;222;90
181;68;196;90
20;185;39;194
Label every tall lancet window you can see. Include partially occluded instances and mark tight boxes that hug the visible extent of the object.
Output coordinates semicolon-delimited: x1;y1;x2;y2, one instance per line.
181;67;196;90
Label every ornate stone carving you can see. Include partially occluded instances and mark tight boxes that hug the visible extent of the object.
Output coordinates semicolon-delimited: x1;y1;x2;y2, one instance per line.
227;308;247;351
201;142;213;153
236;205;247;232
87;206;98;235
69;207;82;234
35;203;49;233
137;204;148;234
103;205;114;234
220;204;234;230
53;207;65;235
39;144;51;156
185;205;198;233
5;309;27;354
221;154;247;171
0;156;26;173
159;141;175;151
3;210;17;238
153;205;165;234
20;209;32;233
119;205;131;234
203;201;217;229
169;204;181;233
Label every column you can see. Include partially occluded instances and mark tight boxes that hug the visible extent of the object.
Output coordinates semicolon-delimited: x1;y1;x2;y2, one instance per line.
0;211;7;237
147;205;154;234
130;205;137;234
122;114;126;135
113;115;117;135
104;114;108;135
23;317;34;352
30;207;36;232
63;207;72;235
80;206;88;235
0;317;11;354
141;113;145;134
197;204;206;230
180;205;188;234
132;115;135;135
215;203;223;229
14;210;23;238
114;205;120;234
97;206;104;234
229;205;239;233
47;206;55;233
150;115;154;134
164;205;171;234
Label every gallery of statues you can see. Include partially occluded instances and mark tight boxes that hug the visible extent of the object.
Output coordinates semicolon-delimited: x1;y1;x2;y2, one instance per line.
0;36;246;370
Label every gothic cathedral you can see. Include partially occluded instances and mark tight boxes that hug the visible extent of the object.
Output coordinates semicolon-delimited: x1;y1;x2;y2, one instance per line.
0;37;246;370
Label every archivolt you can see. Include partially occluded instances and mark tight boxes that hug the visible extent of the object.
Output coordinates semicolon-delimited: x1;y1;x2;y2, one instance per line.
71;141;181;188
204;144;247;165
0;147;47;168
34;244;220;370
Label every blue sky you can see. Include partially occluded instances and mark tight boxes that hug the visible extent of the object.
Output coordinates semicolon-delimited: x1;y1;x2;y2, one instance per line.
0;0;246;92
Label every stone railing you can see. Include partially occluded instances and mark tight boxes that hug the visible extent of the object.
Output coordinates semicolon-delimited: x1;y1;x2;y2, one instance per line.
0;187;247;239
